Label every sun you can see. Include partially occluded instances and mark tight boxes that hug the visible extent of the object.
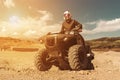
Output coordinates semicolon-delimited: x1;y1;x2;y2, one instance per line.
9;16;20;25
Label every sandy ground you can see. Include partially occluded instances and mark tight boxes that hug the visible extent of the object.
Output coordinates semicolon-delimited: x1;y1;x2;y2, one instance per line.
0;51;120;80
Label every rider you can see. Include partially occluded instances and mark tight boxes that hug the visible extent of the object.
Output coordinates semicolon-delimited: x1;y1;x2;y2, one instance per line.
60;11;82;34
60;11;85;45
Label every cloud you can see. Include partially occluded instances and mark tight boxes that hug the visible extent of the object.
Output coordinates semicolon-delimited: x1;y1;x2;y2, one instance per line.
38;10;53;21
23;30;37;38
3;0;15;8
83;18;120;34
86;21;97;25
0;10;61;38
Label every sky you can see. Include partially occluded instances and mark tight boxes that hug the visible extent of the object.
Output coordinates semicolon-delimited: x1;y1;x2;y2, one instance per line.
0;0;120;40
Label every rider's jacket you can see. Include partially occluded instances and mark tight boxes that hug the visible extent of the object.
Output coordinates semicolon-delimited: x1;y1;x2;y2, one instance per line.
60;19;82;34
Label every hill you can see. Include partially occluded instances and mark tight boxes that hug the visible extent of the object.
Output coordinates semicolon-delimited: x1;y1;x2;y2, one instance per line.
0;37;41;51
86;37;120;51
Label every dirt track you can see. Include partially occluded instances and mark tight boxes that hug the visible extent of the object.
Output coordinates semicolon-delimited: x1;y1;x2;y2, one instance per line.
0;51;120;80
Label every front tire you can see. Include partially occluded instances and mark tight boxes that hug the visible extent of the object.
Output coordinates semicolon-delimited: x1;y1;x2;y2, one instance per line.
35;48;52;71
68;45;88;70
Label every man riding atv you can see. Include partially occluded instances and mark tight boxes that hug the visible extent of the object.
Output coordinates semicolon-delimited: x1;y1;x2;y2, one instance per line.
35;11;94;71
60;11;85;46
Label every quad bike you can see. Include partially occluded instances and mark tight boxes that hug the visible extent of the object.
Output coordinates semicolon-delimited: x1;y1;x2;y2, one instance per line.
35;30;94;71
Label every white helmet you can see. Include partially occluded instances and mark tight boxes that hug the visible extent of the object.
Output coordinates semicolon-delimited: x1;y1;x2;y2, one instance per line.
63;11;72;20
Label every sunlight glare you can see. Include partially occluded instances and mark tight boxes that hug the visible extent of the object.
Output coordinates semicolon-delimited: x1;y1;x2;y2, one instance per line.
9;16;20;25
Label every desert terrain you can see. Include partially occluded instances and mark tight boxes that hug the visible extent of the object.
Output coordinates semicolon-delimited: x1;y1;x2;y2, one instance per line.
0;37;120;80
0;50;120;80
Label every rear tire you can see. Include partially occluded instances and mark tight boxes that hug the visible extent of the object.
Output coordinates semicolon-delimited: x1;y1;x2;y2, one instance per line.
35;48;52;71
68;45;88;70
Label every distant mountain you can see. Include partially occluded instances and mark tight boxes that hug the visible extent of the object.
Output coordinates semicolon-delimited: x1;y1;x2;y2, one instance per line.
0;37;40;49
86;37;120;51
89;37;120;42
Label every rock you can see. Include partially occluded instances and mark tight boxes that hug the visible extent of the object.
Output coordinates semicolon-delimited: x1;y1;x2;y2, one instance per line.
79;71;91;75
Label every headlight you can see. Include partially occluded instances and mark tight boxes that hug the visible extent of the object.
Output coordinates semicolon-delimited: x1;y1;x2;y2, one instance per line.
39;39;43;43
63;37;68;41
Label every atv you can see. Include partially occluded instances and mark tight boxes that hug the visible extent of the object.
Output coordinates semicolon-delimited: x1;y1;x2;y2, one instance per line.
35;31;94;71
